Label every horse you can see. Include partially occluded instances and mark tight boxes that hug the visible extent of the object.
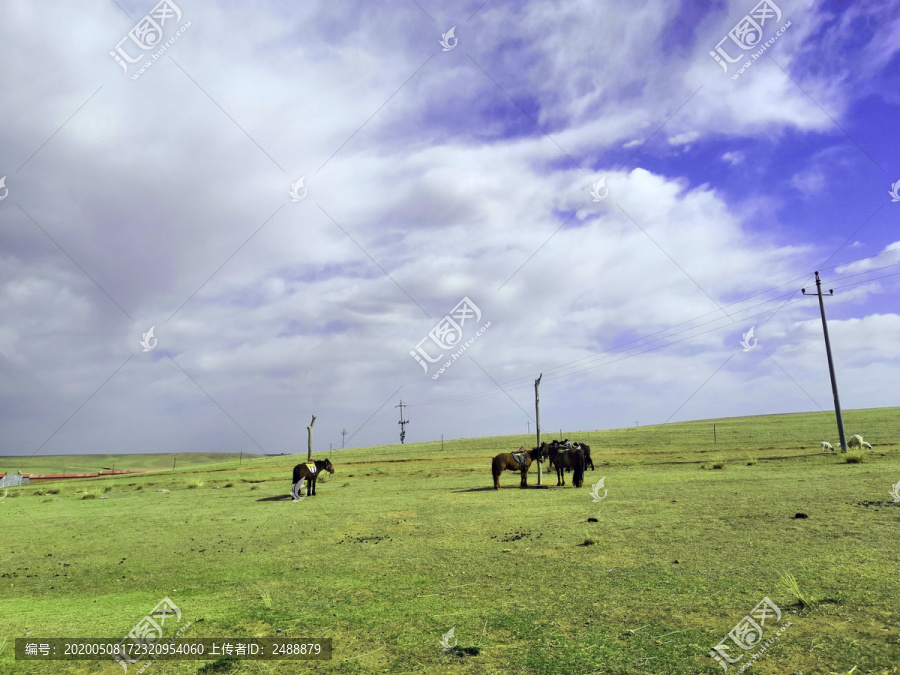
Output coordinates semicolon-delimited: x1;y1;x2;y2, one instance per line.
571;442;594;471
491;446;545;489
543;443;585;487
291;458;335;499
550;439;594;471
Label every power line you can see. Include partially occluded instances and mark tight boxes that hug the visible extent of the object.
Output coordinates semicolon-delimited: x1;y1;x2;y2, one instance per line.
410;259;900;409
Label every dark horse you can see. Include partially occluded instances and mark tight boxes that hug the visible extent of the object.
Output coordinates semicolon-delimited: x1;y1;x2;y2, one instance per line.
291;459;335;499
572;442;594;471
491;446;545;489
543;443;585;487
555;439;594;471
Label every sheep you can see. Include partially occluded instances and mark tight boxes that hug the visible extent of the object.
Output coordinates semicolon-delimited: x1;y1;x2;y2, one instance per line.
847;435;873;451
820;441;834;453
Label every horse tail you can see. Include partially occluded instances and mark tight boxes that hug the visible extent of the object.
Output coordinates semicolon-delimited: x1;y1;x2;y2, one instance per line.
583;444;593;470
292;464;303;483
573;451;584;488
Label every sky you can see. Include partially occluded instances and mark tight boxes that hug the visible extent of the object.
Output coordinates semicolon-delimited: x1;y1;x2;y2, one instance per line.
1;0;899;457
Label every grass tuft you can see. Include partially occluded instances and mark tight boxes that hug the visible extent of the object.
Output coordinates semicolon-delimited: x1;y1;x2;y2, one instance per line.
844;451;864;464
256;585;273;609
779;571;812;608
187;480;205;489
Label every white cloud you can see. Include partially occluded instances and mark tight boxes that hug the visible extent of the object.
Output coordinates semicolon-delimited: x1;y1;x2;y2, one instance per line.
0;0;897;454
791;167;827;195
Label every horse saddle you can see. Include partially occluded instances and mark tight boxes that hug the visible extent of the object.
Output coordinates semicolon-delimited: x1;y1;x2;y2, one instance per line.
512;452;528;467
305;462;317;475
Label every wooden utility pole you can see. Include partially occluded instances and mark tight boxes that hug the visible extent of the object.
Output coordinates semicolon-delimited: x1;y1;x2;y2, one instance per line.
534;373;542;486
341;428;347;449
307;414;316;462
396;401;409;444
802;271;848;452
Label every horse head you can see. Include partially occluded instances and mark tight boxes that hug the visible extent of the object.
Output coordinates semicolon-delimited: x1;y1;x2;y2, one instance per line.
323;459;335;474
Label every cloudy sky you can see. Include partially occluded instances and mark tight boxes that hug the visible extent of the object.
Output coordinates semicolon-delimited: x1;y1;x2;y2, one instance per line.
1;0;898;457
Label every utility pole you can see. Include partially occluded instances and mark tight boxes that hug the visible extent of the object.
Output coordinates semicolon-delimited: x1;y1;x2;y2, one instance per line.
307;414;316;462
802;271;848;452
341;428;347;449
396;401;409;444
526;420;530;435
534;374;542;486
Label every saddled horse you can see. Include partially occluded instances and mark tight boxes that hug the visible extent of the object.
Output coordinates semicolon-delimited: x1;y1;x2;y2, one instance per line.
291;458;335;499
543;443;585;487
554;439;594;471
491;446;545;489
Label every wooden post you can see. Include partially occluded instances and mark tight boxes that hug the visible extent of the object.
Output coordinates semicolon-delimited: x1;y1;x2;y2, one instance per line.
714;424;717;444
307;415;316;463
172;457;176;472
535;374;542;486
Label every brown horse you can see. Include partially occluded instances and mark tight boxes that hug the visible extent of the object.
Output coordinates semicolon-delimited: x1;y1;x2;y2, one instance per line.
491;446;545;489
291;459;335;499
556;439;594;470
543;443;585;487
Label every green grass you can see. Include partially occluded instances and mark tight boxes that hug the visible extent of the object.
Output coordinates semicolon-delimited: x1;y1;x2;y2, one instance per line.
0;452;257;476
1;407;899;674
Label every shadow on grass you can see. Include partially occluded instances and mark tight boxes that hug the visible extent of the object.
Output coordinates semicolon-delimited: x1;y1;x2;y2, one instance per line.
256;494;295;502
454;485;552;493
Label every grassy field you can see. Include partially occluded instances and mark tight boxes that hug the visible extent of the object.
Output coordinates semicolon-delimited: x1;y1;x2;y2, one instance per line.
0;453;258;476
1;407;899;674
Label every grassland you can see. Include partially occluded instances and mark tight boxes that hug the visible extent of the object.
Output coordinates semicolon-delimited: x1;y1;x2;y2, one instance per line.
0;453;257;476
1;407;899;674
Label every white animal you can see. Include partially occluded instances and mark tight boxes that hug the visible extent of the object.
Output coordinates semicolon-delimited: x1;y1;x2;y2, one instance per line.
847;435;872;451
820;441;833;453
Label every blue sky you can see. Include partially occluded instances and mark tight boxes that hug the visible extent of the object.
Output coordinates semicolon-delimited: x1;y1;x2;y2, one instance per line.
0;0;898;457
